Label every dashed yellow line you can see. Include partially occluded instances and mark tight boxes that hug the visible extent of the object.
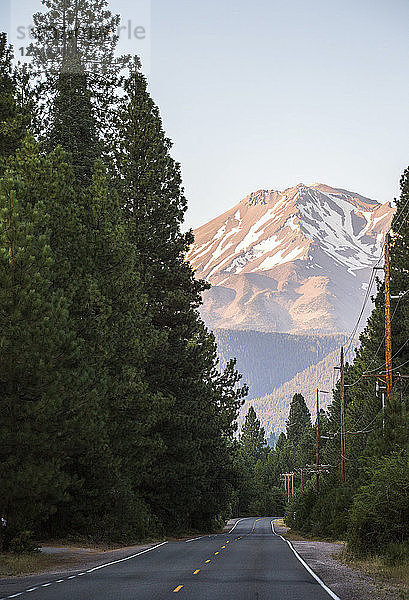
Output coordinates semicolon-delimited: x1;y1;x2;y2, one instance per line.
205;559;211;563
173;585;184;592
251;518;261;533
221;545;226;548
214;551;219;555
193;569;200;575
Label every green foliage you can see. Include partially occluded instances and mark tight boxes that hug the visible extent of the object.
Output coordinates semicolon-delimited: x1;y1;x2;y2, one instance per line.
6;531;39;555
276;166;409;556
286;394;311;443
348;453;409;556
0;34;33;169
0;0;249;542
240;406;267;463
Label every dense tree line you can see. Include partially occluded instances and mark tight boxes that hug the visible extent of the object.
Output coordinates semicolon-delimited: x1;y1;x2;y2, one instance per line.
282;170;409;562
231;406;285;517
236;169;409;563
0;0;247;550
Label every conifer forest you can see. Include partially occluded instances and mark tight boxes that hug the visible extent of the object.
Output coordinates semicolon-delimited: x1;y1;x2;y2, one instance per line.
0;1;408;582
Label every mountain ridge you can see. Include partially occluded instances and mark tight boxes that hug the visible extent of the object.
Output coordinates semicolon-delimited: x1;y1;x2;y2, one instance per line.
188;182;394;334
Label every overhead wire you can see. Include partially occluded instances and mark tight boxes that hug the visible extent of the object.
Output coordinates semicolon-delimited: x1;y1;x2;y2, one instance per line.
341;193;409;369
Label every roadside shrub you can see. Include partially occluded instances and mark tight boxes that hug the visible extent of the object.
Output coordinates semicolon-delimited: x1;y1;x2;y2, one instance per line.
8;531;39;554
310;482;353;539
384;542;409;566
348;452;409;557
284;484;317;533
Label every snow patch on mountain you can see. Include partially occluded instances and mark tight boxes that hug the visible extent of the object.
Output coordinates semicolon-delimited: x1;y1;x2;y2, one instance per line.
258;246;306;270
187;183;394;333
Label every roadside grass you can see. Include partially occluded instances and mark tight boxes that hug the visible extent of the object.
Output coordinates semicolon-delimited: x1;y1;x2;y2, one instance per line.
339;550;409;592
0;527;207;578
0;552;76;577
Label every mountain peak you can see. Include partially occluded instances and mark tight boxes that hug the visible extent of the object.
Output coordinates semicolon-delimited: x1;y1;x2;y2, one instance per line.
188;183;394;334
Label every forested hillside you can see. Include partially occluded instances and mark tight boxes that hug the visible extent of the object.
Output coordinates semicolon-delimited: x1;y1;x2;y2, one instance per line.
246;344;357;433
215;329;345;399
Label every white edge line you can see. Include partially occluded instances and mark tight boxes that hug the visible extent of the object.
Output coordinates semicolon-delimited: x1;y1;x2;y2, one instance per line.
271;520;342;600
185;536;207;543
228;518;245;533
86;541;168;573
3;541;169;599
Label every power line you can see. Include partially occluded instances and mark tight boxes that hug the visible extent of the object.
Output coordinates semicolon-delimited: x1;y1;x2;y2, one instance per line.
344;268;376;357
345;291;407;386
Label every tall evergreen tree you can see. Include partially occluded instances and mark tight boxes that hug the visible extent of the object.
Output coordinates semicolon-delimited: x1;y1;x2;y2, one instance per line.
112;63;245;530
0;34;33;170
240;406;267;463
0;138;78;537
47;53;99;186
286;393;311;443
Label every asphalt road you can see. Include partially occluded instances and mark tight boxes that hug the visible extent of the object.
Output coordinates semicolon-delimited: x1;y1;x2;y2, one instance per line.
0;517;340;600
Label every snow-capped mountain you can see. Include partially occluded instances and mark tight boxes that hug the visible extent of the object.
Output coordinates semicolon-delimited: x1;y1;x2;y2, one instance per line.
188;183;394;333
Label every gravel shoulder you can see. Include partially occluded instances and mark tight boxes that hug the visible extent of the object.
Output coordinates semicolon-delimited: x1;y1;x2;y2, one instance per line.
274;521;407;600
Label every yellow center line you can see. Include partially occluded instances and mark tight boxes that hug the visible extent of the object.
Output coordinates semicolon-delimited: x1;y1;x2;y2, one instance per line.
214;551;219;555
221;545;226;548
205;559;211;563
193;570;200;575
173;585;184;593
226;540;230;543
251;518;261;533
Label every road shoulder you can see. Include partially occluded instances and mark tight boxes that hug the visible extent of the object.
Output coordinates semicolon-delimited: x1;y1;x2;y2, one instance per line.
0;540;165;596
273;521;406;600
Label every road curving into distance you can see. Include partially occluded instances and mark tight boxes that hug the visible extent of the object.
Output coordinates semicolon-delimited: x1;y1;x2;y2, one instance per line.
0;517;341;600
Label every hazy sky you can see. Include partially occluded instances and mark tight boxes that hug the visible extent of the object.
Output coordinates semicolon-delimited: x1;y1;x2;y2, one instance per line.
3;0;409;229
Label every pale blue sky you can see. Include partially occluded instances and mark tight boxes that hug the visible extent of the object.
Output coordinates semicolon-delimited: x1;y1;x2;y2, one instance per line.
3;0;409;229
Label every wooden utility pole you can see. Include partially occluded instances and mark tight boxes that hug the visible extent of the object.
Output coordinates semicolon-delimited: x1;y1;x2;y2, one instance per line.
281;473;294;501
8;190;14;265
316;388;320;491
340;347;346;484
384;234;393;404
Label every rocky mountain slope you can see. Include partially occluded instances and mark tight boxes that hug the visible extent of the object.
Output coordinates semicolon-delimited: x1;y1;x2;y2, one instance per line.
188;183;394;334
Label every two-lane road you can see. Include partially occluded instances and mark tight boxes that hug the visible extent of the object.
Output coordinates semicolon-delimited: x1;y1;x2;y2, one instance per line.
0;517;340;600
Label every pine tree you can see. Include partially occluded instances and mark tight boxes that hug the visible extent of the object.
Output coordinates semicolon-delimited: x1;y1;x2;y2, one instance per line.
112;63;244;530
0;137;78;537
47;53;99;187
30;0;127;154
0;34;33;170
240;406;267;463
286;393;311;443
